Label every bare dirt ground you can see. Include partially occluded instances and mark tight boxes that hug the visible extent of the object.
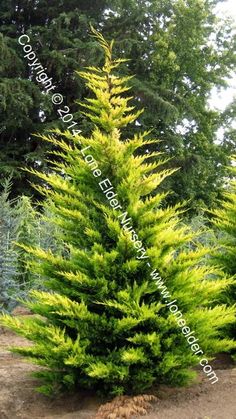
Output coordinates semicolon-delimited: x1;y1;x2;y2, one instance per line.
0;326;236;419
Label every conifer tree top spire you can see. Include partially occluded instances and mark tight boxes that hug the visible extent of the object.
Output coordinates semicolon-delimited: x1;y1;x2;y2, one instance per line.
77;26;143;133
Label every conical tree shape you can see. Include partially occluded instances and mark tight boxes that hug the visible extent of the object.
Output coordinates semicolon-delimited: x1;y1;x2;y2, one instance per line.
1;29;235;396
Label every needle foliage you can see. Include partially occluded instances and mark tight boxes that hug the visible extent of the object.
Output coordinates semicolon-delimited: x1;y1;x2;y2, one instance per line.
1;30;235;396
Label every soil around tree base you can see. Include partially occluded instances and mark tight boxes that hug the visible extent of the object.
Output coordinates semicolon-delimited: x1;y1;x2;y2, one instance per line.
0;327;235;419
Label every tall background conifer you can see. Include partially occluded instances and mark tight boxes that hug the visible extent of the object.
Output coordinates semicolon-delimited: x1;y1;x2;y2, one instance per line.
1;0;236;212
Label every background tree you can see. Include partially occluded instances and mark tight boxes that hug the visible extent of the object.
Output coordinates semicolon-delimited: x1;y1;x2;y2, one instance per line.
1;32;235;396
0;179;19;311
1;0;236;211
0;0;108;195
0;180;63;312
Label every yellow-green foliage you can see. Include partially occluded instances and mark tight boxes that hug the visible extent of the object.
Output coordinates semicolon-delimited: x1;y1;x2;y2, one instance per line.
210;156;236;339
1;29;235;396
211;156;236;277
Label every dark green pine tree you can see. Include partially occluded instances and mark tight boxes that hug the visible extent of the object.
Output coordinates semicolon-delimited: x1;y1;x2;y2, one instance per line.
1;0;236;213
0;30;235;396
0;0;107;195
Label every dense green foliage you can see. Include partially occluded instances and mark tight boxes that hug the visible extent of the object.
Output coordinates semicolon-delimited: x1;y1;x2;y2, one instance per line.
210;156;236;340
1;0;236;211
1;32;235;396
211;158;236;279
0;0;108;195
